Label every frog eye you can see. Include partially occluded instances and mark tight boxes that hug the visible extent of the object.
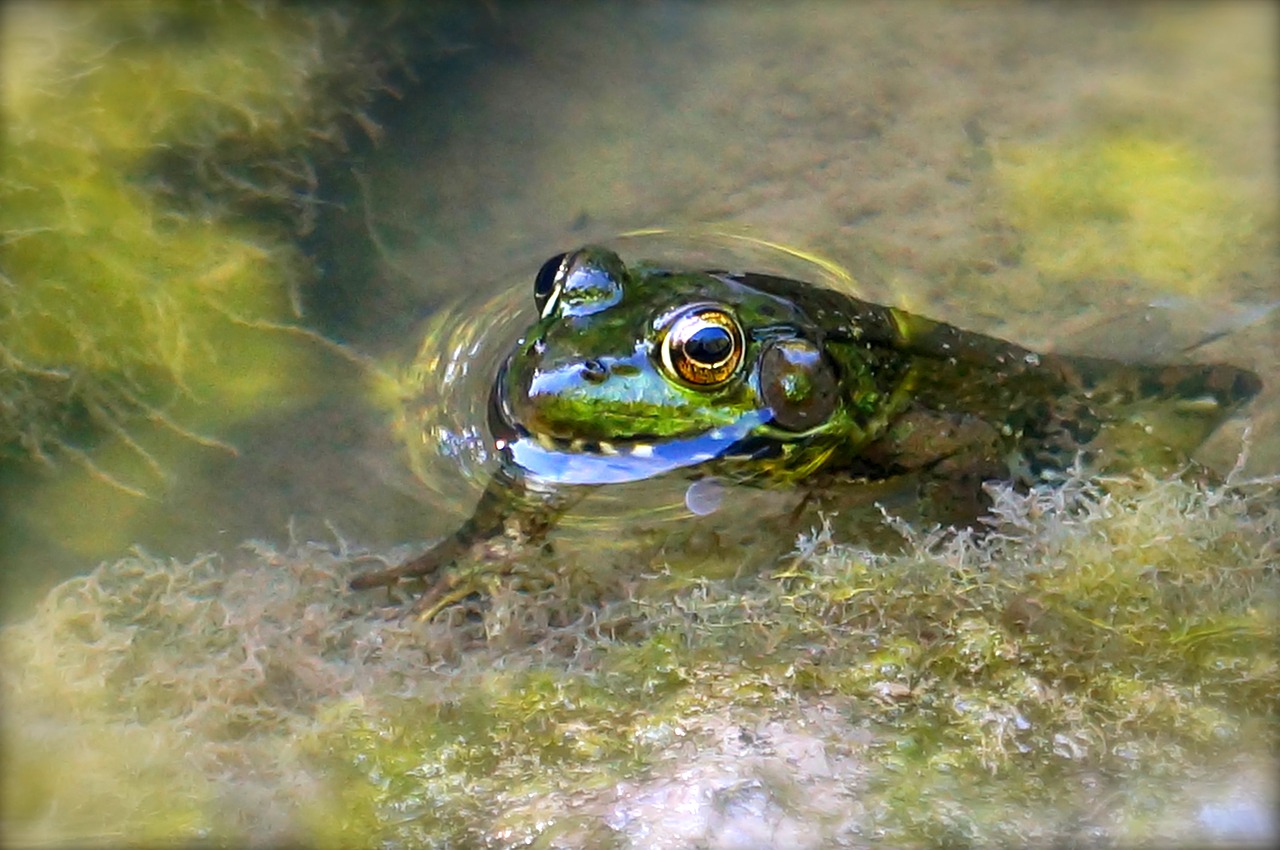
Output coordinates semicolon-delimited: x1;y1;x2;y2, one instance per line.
533;252;569;317
660;305;745;388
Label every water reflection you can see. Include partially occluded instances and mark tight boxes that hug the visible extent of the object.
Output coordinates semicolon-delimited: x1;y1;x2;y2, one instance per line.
388;230;870;529
2;1;1276;846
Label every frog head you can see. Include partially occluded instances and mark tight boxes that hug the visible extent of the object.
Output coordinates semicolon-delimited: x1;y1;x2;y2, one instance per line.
489;246;862;484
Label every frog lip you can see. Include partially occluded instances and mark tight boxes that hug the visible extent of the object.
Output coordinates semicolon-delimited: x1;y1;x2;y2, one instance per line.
492;397;750;458
488;360;773;483
491;351;732;452
490;374;755;458
496;411;772;486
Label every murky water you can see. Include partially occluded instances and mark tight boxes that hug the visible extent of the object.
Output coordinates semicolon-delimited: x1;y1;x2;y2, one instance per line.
3;0;1275;613
2;2;1277;846
335;0;1280;494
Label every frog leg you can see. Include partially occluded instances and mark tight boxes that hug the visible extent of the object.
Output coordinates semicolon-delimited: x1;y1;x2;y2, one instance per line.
858;407;1009;525
407;488;578;621
349;467;584;615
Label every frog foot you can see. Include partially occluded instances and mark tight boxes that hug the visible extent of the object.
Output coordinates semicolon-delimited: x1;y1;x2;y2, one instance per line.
349;537;465;591
403;537;532;622
403;568;482;623
351;515;545;621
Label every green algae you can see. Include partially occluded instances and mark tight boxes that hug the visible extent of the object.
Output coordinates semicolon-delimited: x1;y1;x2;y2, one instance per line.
4;470;1274;846
307;471;1278;846
996;131;1261;297
0;0;470;597
0;0;399;473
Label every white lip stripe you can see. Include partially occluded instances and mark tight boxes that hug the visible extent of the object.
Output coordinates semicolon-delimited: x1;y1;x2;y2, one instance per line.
506;411;767;486
532;439;656;457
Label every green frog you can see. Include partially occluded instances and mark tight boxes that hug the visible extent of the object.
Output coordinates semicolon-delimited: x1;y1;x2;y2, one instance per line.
351;246;1262;618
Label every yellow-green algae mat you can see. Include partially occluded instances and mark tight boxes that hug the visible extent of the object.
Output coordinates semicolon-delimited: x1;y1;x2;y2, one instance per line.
0;0;454;605
2;470;1276;848
0;0;404;472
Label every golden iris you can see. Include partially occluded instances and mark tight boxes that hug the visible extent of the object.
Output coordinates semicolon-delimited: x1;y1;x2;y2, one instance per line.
660;305;744;388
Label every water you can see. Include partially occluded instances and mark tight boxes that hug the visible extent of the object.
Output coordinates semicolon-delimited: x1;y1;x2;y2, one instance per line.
2;1;1276;846
3;0;1275;610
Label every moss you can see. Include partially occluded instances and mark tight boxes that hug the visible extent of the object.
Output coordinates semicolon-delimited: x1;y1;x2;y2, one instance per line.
759;474;1278;844
312;474;1271;846
996;131;1261;296
0;0;479;589
0;0;455;485
4;470;1274;846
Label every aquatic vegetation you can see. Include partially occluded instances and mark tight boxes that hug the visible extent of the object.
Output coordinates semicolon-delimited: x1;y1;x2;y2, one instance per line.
0;0;467;584
0;1;412;478
2;469;1275;846
997;131;1261;296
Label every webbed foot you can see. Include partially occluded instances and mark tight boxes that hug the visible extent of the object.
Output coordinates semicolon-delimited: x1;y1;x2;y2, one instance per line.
348;467;583;621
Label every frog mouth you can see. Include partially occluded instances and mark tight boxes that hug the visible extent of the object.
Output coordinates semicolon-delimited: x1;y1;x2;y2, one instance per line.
487;362;770;484
492;410;771;486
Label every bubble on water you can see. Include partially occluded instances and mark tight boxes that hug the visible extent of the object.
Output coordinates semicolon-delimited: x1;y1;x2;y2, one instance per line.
684;477;726;516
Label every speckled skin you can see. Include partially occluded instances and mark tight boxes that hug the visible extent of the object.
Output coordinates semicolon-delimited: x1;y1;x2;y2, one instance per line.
351;248;1261;614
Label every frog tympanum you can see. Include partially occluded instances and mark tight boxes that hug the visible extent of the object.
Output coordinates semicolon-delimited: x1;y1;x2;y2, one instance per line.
351;246;1261;618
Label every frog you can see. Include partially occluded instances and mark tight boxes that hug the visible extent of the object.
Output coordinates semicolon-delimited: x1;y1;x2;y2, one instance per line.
350;245;1262;619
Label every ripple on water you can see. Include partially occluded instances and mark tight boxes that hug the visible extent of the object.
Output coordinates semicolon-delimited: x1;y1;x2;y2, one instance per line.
389;229;865;532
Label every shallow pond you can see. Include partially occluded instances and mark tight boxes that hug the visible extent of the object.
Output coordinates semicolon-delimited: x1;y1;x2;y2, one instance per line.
2;1;1277;847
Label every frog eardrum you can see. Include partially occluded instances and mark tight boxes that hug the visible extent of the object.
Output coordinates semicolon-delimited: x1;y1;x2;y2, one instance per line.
757;338;839;431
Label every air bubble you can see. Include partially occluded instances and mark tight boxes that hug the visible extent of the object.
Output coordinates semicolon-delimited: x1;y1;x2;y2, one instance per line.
684;477;726;516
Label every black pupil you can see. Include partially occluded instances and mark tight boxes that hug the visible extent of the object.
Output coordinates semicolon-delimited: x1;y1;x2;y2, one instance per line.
533;253;567;308
685;325;732;365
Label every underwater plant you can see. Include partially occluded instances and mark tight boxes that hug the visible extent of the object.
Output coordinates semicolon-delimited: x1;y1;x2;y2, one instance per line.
1;470;1275;846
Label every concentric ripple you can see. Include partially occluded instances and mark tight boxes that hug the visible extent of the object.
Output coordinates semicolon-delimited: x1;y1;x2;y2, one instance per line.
388;229;865;529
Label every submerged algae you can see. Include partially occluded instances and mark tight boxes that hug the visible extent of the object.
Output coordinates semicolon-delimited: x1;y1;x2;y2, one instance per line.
2;469;1276;847
0;0;482;608
0;0;417;473
997;130;1265;297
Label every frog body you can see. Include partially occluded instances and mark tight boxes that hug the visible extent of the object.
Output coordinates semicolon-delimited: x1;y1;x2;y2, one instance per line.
351;247;1261;616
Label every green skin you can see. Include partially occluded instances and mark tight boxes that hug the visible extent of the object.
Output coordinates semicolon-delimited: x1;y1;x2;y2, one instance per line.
352;247;1262;617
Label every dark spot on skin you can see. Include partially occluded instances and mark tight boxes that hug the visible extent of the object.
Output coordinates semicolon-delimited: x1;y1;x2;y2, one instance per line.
1176;374;1209;398
1065;405;1101;444
1230;369;1263;400
1140;373;1170;399
580;359;608;383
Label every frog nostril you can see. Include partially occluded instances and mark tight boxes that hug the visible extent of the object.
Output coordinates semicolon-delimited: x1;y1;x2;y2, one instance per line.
580;359;609;383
